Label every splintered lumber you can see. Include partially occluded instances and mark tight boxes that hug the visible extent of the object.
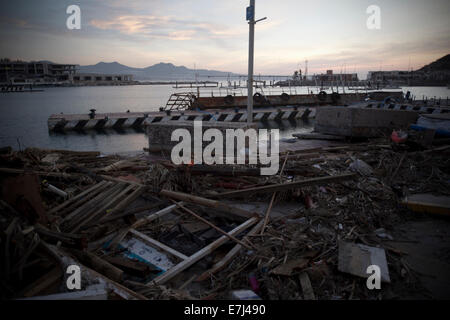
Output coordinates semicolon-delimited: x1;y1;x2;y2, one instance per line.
104;185;145;217
129;229;188;261
148;217;258;285
106;204;181;250
99;174;143;186
402;194;450;217
62;182;121;230
71;250;124;283
217;173;357;198
173;201;253;250
69;184;139;233
299;272;316;300
159;189;258;220
61;182;114;222
47;181;108;215
196;219;264;281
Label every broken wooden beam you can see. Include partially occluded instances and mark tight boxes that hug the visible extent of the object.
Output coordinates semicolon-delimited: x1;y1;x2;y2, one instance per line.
129;229;188;261
173;201;253;250
159;189;258;219
217;173;357;198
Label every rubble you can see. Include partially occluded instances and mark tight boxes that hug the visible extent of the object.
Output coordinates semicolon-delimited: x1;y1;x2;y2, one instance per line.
0;128;449;300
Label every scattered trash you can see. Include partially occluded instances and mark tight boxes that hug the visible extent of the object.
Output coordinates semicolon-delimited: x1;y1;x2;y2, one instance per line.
0;133;448;300
391;130;408;144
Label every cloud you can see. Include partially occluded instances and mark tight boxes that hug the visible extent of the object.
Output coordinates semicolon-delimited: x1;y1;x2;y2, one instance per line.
88;14;279;41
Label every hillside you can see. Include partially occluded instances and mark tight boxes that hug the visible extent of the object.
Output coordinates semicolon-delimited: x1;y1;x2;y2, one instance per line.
418;54;450;72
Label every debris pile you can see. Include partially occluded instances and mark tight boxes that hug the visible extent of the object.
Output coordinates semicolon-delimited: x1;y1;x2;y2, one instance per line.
0;133;449;299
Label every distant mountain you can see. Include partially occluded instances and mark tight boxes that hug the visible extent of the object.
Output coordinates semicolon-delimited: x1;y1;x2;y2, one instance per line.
78;62;140;74
78;61;239;80
417;54;450;72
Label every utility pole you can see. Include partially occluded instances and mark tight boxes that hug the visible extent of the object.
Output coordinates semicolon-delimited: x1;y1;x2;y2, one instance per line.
246;0;266;124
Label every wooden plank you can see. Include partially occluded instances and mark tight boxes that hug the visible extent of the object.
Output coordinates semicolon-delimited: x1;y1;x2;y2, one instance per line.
159;189;257;219
130;229;188;261
217;173;357;198
47;181;107;215
63;183;123;231
299;272;316;300
70;184;136;233
402;194;450;216
105;185;145;217
147;217;258;285
61;182;114;223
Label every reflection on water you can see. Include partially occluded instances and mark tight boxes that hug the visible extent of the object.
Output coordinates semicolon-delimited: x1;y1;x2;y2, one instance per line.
0;85;448;154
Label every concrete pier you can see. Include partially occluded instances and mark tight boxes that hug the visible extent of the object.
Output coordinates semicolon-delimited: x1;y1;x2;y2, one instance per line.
47;106;314;132
147;121;256;153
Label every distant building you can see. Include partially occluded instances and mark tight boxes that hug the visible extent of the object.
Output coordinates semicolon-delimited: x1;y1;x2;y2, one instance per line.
313;70;358;82
0;59;133;85
368;62;450;86
0;60;77;84
68;73;133;85
367;70;416;83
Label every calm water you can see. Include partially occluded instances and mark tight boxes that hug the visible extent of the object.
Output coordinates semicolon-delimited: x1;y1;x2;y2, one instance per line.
0;85;448;154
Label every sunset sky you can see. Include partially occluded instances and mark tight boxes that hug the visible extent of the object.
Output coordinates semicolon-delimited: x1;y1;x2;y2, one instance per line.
1;0;449;78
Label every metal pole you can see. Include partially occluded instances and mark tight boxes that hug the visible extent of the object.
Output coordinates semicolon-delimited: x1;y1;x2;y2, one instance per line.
247;0;255;124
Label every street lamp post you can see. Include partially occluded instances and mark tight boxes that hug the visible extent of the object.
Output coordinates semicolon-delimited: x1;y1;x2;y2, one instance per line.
246;0;266;124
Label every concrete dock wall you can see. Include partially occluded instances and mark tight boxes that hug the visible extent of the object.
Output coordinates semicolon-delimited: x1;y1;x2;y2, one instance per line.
315;107;419;137
147;121;257;153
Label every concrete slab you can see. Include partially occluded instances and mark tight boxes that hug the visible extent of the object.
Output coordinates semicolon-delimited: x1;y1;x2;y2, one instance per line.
315;107;418;137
